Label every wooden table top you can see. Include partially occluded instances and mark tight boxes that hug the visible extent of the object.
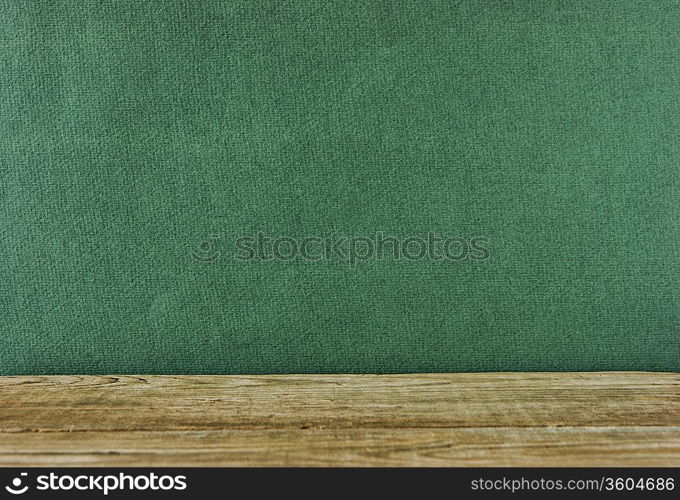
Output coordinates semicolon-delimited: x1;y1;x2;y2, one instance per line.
1;372;678;466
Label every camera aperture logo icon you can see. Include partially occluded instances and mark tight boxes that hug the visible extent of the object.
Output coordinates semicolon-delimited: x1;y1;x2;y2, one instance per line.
5;473;28;495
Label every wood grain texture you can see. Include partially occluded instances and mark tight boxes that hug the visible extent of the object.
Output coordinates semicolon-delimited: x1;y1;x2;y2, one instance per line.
0;372;678;466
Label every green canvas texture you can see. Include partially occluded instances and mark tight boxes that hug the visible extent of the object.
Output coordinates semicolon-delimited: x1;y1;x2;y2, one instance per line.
1;0;679;374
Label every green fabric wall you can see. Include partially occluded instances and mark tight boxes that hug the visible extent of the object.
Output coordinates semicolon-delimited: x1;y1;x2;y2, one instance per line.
1;0;679;374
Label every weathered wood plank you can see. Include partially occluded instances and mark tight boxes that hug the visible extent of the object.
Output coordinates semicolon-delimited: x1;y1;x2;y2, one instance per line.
1;427;678;467
1;373;678;431
0;373;678;466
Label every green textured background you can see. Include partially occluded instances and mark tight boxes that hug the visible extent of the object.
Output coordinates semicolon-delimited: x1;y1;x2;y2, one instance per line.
1;0;679;374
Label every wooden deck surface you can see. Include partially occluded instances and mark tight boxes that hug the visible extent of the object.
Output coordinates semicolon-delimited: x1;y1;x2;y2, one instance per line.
0;372;678;466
